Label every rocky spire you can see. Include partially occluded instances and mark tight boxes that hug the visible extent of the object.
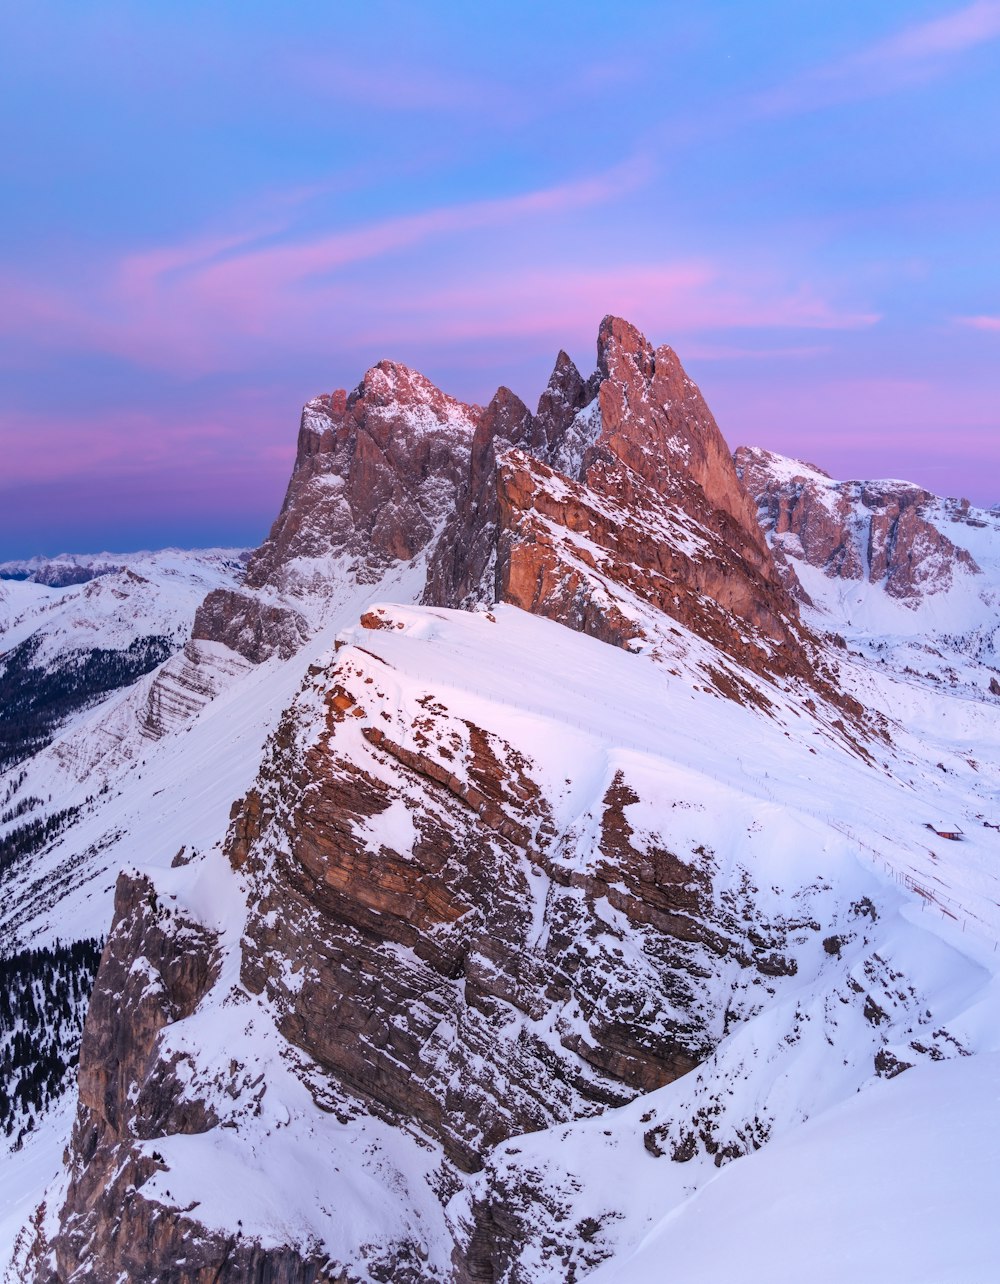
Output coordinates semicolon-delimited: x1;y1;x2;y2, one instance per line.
245;360;479;593
422;385;536;609
586;315;771;555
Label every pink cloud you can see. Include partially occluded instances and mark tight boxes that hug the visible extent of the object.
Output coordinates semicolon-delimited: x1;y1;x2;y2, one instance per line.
680;342;832;362
0;234;879;386
872;1;1000;61
349;264;880;349
0;155;886;390
0;403;292;489
152;155;653;297
757;2;1000;114
117;224;283;301
1;161;657;372
956;314;1000;331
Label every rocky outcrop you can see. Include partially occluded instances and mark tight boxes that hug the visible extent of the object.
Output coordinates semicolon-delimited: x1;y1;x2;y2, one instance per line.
735;447;981;602
162;359;480;683
429;318;831;696
26;872;239;1283
245;363;478;595
426;317;793;617
198;321;822;687
493;437;806;676
191;588;308;664
586;318;768;543
229;635;804;1200
423;353;599;607
135;640;253;742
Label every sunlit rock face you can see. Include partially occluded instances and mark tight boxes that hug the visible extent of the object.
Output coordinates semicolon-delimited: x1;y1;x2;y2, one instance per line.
735;446;982;604
427;316;831;696
246;362;479;595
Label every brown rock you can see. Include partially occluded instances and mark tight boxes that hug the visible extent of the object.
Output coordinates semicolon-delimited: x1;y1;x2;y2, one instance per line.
224;645;811;1193
423;385;539;608
192;587;308;663
423;352;599;608
494;445;819;689
736;447;981;602
588;316;770;550
247;361;478;594
28;872;229;1283
428;317;825;699
30;319;881;1283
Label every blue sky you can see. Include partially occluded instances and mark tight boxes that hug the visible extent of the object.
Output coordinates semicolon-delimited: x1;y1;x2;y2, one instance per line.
2;1;998;556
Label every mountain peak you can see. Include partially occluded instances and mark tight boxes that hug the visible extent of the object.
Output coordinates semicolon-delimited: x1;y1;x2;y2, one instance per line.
237;364;478;596
596;314;656;380
355;359;475;424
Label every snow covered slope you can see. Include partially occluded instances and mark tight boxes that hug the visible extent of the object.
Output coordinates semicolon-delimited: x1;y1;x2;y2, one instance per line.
591;1052;1000;1284
0;549;248;773
736;447;1000;699
15;599;1000;1281
4;320;1000;1281
0;549;247;658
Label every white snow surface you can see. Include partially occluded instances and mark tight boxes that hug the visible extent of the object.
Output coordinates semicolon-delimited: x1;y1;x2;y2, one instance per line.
0;547;247;661
593;1053;1000;1284
2;505;1000;1277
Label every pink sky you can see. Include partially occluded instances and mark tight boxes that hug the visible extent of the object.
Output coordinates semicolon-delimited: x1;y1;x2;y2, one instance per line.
2;0;998;556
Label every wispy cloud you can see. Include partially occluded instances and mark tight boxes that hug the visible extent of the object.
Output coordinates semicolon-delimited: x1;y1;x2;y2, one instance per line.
0;404;274;487
359;264;880;349
287;49;643;123
756;2;1000;114
141;154;653;297
289;56;507;114
681;342;832;362
0;228;879;389
874;1;1000;60
956;314;1000;331
0;160;656;372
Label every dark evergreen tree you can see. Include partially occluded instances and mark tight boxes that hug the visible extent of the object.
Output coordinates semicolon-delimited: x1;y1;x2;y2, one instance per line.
0;939;103;1142
0;631;176;770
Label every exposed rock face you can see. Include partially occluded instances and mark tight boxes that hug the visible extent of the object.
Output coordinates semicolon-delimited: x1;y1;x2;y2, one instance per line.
235;661;691;1176
427;317;829;695
423;353;598;608
245;363;478;595
586;318;768;545
192;588;308;665
26;872;256;1284
735;447;981;603
182;363;478;704
135;641;253;743
193;321;816;689
224;621;811;1276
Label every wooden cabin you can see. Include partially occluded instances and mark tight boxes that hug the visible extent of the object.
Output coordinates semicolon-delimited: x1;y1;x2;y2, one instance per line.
925;821;964;840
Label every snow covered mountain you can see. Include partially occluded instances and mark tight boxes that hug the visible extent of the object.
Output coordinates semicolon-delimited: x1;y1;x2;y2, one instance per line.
3;319;1000;1282
735;446;1000;697
0;549;248;772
